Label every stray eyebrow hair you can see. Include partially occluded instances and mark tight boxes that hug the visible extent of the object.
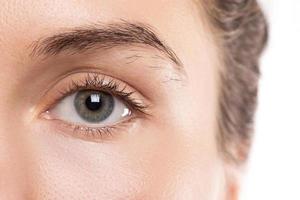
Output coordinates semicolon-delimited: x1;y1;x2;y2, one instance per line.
30;21;183;68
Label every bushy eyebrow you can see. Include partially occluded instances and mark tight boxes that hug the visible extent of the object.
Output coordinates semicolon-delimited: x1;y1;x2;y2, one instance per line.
30;21;183;68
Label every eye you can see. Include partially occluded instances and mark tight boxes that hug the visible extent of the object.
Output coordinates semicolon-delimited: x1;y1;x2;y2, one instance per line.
50;89;131;127
39;73;149;139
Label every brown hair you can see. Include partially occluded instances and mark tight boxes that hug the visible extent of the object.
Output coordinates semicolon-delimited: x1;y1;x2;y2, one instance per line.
201;0;268;164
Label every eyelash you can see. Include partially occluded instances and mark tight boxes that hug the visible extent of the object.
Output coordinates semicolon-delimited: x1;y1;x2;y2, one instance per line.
43;73;149;140
60;73;148;113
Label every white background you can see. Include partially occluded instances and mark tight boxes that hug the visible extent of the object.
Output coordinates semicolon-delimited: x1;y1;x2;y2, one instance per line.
241;0;300;199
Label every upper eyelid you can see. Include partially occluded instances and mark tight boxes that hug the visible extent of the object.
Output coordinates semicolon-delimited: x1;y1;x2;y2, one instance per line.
43;66;155;102
27;43;188;100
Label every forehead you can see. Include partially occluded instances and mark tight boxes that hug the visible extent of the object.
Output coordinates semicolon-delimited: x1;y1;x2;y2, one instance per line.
0;0;197;42
0;0;207;59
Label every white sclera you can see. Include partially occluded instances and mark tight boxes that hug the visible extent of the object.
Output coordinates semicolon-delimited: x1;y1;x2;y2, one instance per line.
51;92;131;127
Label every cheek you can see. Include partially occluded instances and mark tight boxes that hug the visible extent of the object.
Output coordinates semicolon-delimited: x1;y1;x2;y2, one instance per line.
28;129;147;199
27;117;224;200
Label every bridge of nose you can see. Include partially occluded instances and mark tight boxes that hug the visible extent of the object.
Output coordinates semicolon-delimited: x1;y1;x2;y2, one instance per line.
0;99;34;199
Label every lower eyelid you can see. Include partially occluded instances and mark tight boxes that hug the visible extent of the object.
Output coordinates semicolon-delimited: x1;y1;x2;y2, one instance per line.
38;114;140;142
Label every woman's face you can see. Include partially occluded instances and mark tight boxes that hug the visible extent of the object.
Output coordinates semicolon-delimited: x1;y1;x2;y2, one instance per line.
0;0;232;199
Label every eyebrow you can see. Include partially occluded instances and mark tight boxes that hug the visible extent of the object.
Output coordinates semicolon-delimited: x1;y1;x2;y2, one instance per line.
30;21;183;68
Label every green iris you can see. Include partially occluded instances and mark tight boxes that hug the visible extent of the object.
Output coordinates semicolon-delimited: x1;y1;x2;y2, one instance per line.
74;90;114;123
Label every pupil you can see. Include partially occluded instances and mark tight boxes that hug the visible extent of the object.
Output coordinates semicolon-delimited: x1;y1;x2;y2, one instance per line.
85;94;102;111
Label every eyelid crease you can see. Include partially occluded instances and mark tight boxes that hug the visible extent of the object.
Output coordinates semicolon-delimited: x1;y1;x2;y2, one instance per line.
39;66;154;106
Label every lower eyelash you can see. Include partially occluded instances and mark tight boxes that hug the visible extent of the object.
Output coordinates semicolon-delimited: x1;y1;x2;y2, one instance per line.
73;125;116;140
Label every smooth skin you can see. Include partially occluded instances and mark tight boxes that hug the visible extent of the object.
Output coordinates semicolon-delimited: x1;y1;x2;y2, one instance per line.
0;0;238;199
